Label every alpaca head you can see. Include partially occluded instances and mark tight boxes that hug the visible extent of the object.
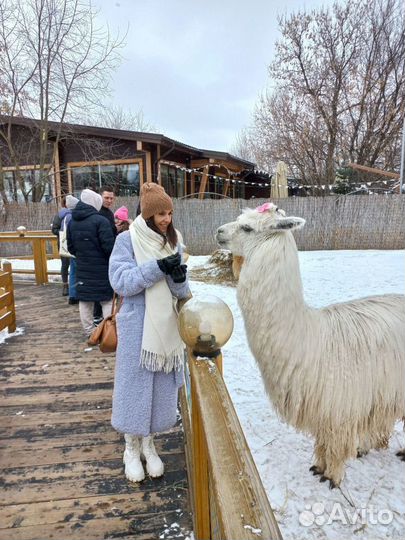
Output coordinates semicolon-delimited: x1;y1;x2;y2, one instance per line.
216;202;305;256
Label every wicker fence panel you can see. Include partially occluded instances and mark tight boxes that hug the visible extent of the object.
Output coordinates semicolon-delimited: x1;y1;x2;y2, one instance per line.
0;196;404;257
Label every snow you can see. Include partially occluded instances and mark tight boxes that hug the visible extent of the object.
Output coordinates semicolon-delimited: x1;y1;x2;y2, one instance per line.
0;326;24;344
189;250;405;540
2;250;404;539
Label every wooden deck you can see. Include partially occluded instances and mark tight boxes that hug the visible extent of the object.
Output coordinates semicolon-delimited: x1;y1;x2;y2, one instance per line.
0;282;193;540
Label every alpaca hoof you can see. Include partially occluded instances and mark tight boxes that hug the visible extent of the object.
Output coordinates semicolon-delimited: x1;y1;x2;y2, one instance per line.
328;479;337;489
319;475;328;483
396;450;405;461
310;465;323;476
357;449;368;458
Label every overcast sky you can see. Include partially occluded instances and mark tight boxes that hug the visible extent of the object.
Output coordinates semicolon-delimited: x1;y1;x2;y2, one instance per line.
94;0;332;153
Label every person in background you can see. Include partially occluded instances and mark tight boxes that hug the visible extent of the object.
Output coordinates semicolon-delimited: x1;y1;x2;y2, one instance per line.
63;195;79;305
51;196;70;296
114;206;131;234
67;189;115;339
108;183;189;483
94;186;117;324
99;186;117;237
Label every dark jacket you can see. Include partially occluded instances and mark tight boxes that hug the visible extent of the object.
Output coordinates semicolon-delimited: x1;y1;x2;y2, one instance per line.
67;201;115;302
51;208;70;236
99;206;117;237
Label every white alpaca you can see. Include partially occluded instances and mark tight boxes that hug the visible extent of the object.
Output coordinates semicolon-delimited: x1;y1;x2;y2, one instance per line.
216;203;405;487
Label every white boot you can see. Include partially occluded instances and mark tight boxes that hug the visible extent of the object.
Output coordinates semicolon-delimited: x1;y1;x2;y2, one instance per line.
141;435;164;478
123;434;145;482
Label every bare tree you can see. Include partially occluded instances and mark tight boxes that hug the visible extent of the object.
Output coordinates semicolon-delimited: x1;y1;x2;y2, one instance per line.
229;127;256;162
0;0;124;203
248;0;405;185
88;104;156;132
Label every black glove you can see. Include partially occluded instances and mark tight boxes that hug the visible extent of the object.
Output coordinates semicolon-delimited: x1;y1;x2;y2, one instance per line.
171;264;187;283
157;252;181;274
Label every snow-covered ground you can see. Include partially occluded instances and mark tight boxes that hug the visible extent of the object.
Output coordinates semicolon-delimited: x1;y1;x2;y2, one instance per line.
188;250;405;540
2;250;404;539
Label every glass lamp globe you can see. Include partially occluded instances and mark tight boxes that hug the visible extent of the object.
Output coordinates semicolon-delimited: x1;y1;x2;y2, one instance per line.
178;295;234;357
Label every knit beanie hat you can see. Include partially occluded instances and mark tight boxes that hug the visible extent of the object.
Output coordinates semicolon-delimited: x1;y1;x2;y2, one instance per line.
114;206;129;221
66;195;79;210
140;182;173;220
81;188;102;212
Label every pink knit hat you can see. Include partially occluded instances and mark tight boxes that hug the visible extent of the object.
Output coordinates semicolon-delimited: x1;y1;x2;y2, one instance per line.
114;206;129;221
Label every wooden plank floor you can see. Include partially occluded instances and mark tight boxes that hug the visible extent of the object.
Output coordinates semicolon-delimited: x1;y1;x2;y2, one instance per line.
0;282;193;540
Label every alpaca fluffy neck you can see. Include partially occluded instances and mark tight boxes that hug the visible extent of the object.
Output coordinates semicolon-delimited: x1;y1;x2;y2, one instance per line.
237;232;311;365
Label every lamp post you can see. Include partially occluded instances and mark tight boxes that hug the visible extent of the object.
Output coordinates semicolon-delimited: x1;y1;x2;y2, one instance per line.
178;295;234;359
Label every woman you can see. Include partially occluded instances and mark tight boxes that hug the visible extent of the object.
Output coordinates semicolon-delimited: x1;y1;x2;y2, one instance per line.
67;189;115;337
114;205;131;234
51;196;70;296
109;183;189;482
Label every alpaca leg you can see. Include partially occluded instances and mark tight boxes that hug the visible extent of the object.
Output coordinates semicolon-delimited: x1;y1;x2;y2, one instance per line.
310;441;326;476
357;434;372;458
321;434;357;488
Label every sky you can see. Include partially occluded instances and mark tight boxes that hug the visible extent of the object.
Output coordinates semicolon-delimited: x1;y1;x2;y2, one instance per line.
93;0;333;153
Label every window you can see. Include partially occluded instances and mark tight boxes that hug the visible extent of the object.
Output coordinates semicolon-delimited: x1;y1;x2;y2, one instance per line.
70;161;141;196
3;168;53;202
160;164;185;198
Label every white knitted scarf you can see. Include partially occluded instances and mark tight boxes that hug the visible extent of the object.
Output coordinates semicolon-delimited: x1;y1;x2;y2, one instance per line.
129;215;184;373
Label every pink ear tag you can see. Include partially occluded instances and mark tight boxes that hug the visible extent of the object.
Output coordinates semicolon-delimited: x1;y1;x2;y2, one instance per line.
256;202;275;213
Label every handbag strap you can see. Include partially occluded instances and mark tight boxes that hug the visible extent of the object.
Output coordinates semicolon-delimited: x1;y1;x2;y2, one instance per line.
110;292;123;316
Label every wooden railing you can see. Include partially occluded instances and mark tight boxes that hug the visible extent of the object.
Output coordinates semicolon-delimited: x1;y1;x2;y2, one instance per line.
0;261;16;333
180;349;283;540
0;231;59;285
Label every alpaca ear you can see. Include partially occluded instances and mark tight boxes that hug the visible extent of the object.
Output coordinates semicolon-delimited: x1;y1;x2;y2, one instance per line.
270;216;305;231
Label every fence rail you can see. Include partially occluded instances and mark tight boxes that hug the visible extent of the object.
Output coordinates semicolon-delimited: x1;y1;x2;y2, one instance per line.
0;232;59;284
0;261;16;333
181;350;283;540
0;196;404;256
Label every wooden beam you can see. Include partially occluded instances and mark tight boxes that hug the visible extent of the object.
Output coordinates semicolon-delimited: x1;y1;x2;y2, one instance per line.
145;150;153;183
198;166;209;199
53;144;61;200
188;353;283;540
190;159;210;169
157;145;162;185
223;178;230;197
191;172;195;195
348;163;400;179
190;362;211;539
67;157;143;168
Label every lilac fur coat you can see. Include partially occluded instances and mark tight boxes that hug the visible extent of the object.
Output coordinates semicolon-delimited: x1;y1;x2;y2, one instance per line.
108;231;190;436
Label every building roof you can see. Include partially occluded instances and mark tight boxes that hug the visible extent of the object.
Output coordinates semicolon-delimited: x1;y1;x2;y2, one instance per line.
0;115;255;169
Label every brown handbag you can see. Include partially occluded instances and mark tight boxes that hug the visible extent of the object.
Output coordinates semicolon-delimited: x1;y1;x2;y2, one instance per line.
88;294;122;353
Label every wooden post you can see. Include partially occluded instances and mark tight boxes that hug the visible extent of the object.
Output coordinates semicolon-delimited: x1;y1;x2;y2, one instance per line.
187;352;283;540
190;351;211;540
53;143;62;200
32;238;48;285
223;178;230;198
145;150;153;183
0;262;16;333
198;166;209;199
191;172;195;195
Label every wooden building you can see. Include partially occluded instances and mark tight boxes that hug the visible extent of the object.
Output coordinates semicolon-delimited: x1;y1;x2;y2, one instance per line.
0;116;269;202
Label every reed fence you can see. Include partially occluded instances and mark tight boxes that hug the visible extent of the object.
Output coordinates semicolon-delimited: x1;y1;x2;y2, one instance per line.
0;196;404;256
